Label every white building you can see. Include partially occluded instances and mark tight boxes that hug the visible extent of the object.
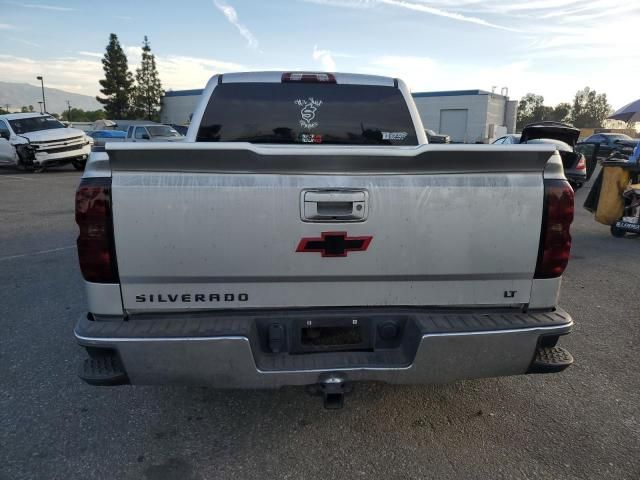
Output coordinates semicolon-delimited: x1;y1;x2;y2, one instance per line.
159;87;518;143
413;90;517;143
160;89;203;126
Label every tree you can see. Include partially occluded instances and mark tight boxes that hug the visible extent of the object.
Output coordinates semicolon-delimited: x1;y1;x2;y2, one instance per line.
570;87;611;128
516;93;549;130
549;103;572;123
61;108;107;122
97;33;135;118
133;36;163;121
517;95;581;129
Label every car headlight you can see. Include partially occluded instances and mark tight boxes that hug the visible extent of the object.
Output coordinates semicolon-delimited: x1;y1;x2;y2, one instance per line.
85;135;94;146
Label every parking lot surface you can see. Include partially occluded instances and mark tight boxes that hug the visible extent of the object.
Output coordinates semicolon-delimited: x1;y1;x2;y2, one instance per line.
1;166;639;480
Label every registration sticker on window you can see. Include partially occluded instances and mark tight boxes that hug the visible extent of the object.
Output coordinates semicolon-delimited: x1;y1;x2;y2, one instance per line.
382;131;408;140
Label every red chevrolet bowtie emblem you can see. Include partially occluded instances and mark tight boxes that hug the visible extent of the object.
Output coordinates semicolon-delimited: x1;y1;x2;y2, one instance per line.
296;231;373;257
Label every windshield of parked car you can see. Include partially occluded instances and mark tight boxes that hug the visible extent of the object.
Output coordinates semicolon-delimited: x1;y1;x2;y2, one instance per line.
426;129;436;136
147;126;182;137
197;83;418;145
8;115;65;134
608;134;632;141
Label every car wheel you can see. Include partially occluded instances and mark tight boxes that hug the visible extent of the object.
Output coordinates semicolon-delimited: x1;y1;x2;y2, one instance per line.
72;159;86;171
610;224;626;238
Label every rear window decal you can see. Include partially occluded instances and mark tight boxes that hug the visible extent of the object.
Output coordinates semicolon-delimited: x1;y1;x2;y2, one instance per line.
299;133;323;143
295;97;323;129
382;131;408;140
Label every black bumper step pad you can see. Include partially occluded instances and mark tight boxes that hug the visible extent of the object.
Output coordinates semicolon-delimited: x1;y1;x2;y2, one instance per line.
528;346;574;374
79;356;129;386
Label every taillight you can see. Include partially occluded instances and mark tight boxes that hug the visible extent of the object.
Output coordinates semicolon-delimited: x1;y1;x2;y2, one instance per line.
282;72;336;83
75;177;118;283
575;154;586;171
534;179;574;279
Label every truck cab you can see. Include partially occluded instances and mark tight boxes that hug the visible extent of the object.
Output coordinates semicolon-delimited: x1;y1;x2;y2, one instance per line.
125;124;184;142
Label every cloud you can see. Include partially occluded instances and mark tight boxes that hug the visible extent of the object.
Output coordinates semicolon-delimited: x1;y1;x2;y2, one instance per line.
0;50;245;98
9;37;41;47
302;0;375;7
361;55;640;108
312;46;336;71
126;45;245;89
377;0;517;30
0;23;16;29
4;1;76;11
0;54;103;95
494;0;582;12
362;55;438;90
212;0;259;49
77;50;104;58
77;51;103;58
302;0;516;30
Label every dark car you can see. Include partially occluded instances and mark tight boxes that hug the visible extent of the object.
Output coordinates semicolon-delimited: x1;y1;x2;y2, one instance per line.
520;121;587;190
425;129;450;144
582;133;639;159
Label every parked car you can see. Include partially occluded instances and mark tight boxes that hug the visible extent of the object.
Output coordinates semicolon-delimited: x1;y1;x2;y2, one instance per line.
75;71;575;408
581;133;639;159
0;136;16;166
425;129;450;143
0;112;92;171
492;134;520;144
86;130;126;148
519;122;587;190
125;124;184;142
170;124;189;136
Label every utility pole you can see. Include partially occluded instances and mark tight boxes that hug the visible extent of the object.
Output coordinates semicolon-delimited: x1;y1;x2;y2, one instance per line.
3;103;9;113
66;100;71;121
36;75;46;112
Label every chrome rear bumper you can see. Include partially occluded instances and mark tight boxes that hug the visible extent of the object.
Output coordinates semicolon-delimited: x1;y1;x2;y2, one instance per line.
75;308;573;388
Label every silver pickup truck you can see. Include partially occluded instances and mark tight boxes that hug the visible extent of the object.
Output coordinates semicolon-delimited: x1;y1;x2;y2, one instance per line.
75;72;575;408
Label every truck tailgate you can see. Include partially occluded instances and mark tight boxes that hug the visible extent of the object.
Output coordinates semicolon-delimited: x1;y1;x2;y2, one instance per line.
108;143;555;312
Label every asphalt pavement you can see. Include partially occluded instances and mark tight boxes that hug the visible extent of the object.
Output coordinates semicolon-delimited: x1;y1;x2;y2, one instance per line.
0;165;638;480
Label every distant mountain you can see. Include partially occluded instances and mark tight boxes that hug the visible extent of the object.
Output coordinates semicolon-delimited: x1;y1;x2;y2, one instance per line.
0;82;102;114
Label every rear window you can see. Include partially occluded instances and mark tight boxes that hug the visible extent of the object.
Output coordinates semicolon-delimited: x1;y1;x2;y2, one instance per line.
196;83;418;145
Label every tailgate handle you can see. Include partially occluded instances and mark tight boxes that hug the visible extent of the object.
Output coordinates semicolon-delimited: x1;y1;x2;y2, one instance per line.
302;190;368;222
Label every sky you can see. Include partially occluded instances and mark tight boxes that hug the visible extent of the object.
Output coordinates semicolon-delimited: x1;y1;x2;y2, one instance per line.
1;0;639;109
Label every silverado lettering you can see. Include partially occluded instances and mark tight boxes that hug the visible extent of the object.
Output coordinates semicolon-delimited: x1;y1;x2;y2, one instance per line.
135;293;249;302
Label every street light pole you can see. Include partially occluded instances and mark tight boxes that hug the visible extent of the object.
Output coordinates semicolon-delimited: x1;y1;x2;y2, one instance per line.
37;101;43;114
36;76;46;113
66;100;71;121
